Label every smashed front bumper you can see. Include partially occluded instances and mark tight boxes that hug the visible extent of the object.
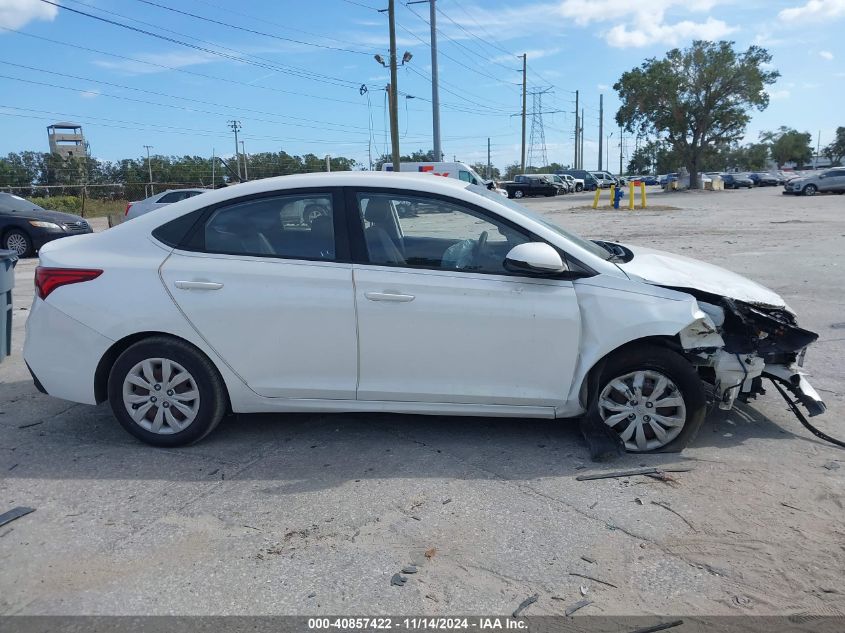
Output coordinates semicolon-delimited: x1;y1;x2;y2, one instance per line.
762;364;826;417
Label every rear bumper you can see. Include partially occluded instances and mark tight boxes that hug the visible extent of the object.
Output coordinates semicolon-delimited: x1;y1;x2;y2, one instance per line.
23;298;112;405
763;364;826;417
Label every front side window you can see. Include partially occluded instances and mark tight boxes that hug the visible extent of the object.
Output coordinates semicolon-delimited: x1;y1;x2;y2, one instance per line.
356;192;529;274
458;170;472;183
191;193;335;260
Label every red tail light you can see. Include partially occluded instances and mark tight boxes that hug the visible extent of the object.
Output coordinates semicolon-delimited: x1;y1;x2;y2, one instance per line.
125;202;133;216
35;267;103;300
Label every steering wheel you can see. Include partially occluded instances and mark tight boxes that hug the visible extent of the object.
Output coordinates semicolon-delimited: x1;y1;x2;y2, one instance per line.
472;230;489;267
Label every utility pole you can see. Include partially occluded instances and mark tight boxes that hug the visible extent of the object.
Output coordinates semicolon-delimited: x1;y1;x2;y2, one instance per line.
387;0;401;172
598;94;603;171
326;155;332;172
240;140;249;180
619;124;623;176
573;90;579;169
487;137;491;179
211;147;215;189
228;120;242;180
407;0;441;160
580;108;584;171
815;130;821;168
143;144;153;196
520;53;527;173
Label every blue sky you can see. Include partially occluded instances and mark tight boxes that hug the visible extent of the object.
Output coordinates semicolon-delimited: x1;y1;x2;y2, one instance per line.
1;0;843;171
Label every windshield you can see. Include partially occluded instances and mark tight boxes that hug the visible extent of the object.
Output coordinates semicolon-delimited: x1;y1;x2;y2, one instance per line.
0;193;45;213
466;184;614;261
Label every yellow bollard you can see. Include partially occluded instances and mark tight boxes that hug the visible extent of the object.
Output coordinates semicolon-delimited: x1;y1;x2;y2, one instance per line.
591;187;601;209
640;182;647;208
628;182;635;210
608;184;615;208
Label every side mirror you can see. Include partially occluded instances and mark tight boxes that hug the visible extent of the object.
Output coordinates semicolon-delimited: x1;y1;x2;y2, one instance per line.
818;174;825;179
504;242;567;275
486;181;495;190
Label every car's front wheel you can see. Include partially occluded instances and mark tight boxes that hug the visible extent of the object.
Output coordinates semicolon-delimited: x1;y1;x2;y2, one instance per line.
108;337;227;447
512;189;524;199
3;229;32;257
803;184;818;196
589;345;706;453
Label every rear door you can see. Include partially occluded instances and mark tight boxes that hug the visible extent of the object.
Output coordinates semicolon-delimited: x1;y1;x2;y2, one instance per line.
159;188;358;399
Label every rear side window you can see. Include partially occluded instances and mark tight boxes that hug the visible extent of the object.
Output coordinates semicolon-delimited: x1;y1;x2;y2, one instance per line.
157;192;187;203
151;209;205;248
186;194;337;261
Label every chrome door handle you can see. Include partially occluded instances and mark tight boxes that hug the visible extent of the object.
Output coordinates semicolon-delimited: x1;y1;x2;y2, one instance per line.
364;291;415;303
175;280;223;290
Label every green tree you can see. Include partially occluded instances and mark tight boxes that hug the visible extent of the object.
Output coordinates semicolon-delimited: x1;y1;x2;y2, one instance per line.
614;40;779;188
502;162;521;180
761;127;813;168
823;127;845;166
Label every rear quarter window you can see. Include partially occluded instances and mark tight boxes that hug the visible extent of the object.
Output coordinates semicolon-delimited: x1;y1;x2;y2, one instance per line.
151;209;206;248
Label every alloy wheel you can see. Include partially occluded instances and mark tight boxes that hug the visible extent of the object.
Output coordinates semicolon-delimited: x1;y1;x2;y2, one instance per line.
598;369;687;452
5;233;28;256
122;358;201;434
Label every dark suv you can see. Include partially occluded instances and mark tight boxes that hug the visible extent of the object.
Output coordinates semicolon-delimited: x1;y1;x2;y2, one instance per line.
555;170;598;191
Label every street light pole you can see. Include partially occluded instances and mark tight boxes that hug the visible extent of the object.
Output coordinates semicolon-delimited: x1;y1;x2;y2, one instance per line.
387;0;401;173
143;144;153;196
240;140;249;180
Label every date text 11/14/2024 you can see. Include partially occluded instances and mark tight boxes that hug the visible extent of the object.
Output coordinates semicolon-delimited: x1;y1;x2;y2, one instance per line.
308;618;527;630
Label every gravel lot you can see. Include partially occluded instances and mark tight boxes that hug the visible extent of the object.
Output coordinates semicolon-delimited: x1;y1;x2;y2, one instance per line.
0;186;843;616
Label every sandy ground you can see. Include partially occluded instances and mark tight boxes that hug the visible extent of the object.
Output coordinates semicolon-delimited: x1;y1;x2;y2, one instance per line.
0;186;843;616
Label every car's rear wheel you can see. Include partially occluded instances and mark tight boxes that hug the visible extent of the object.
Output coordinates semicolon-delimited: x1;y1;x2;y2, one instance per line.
108;337;227;447
513;189;524;199
589;345;706;453
575;184;583;192
803;184;818;196
3;229;32;257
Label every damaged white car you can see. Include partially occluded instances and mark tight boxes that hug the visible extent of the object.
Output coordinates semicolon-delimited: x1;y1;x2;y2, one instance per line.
23;173;825;451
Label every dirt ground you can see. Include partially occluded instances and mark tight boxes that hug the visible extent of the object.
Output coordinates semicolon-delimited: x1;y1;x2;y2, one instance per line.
0;186;843;616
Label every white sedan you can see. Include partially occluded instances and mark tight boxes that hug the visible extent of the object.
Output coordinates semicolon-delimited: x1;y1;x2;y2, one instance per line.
24;172;825;452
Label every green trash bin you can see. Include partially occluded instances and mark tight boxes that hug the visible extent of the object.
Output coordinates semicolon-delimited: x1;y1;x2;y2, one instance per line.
0;249;17;363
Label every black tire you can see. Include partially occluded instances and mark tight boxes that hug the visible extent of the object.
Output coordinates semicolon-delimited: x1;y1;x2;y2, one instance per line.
3;229;32;257
803;184;818;196
107;336;227;447
585;344;707;453
513;189;524;199
575;184;584;192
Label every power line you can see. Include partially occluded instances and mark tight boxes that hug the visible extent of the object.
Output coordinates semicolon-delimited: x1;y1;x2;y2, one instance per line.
433;5;520;73
38;0;360;89
131;0;372;55
0;61;375;134
397;5;521;92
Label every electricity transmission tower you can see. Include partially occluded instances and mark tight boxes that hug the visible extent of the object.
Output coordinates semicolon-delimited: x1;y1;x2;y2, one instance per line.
527;88;551;170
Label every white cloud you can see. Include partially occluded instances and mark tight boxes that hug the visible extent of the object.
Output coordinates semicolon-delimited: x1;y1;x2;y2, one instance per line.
819;50;834;60
554;0;735;48
606;17;735;48
79;89;100;99
0;0;57;29
597;83;610;90
93;51;220;75
768;89;791;100
779;0;845;21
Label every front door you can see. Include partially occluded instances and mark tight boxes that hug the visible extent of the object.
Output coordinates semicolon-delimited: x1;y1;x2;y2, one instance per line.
350;189;581;407
159;189;358;399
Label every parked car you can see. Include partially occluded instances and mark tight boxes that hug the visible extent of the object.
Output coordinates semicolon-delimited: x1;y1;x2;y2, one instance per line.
558;173;578;192
534;173;571;194
591;171;618;188
24;172;825;452
751;173;780;186
125;188;208;221
0;192;93;257
640;175;659;186
501;175;558;199
720;174;754;189
659;173;680;187
556;169;598;191
783;168;845;196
